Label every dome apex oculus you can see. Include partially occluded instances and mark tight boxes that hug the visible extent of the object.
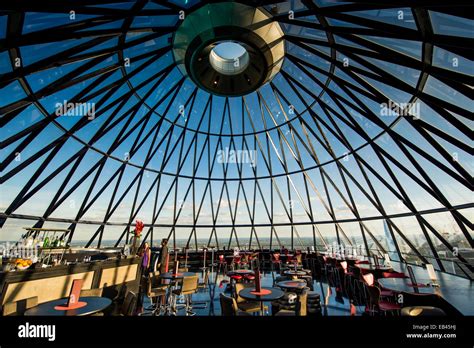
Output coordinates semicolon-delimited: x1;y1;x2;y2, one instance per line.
172;2;285;96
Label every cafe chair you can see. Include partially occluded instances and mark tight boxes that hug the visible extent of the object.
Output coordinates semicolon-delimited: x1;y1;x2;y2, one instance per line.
2;296;38;316
140;272;167;316
172;275;199;316
234;283;268;314
243;273;255;282
295;253;303;266
198;269;210;291
217;255;228;275
365;285;400;316
232;255;242;270
271;253;282;272
120;291;137;316
272;275;290;287
401;306;446;316
219;294;251;316
377;272;408;301
240;254;249;269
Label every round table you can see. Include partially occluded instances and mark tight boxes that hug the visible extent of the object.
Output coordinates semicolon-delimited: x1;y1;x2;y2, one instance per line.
355;264;392;271
283;270;307;278
227;269;254;277
159;271;196;280
24;296;112;316
239;287;284;315
276;280;307;292
378;277;435;294
282;264;303;269
355;264;392;278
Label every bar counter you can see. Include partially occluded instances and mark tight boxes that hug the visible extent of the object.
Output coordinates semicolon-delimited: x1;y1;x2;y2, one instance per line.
0;256;141;313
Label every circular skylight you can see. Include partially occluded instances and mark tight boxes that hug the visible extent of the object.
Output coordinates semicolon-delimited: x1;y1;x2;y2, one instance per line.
209;42;250;75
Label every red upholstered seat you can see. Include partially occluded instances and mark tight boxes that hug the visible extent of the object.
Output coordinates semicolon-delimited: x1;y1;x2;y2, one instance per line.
244;275;255;280
230;275;243;280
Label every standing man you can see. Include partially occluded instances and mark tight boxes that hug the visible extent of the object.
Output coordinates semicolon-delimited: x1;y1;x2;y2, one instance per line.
157;238;169;274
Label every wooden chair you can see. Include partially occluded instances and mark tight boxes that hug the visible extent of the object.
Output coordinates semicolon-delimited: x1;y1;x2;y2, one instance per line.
234;283;268;314
141;272;167;316
3;296;38;316
219;294;251;316
120;291;137;316
172;275;199;316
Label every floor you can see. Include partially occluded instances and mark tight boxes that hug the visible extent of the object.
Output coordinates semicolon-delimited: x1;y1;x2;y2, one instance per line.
139;269;360;316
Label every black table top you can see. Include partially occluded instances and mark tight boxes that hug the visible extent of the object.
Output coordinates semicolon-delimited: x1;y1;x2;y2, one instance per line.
227;269;254;276
356;264;392;271
283;270;307;276
378;277;435;293
24;296;112;316
282;264;303;269
276;280;307;290
159;271;196;279
239;287;285;302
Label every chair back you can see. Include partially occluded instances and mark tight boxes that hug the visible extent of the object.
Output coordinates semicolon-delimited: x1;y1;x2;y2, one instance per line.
296;289;309;316
219;254;225;262
3;296;38;316
80;288;103;297
362;273;374;286
296;254;302;265
234;282;254;304
180;275;199;294
146;271;162;295
220;294;238;316
366;285;381;307
121;291;137;316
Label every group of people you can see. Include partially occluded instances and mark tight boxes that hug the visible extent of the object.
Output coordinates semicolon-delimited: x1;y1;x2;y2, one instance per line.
139;238;169;275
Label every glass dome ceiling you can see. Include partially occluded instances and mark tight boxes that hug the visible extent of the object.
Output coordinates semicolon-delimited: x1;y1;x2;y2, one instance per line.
0;1;472;277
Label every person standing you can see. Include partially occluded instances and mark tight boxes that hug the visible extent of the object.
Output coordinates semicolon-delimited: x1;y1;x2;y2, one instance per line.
157;238;169;274
141;242;151;275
